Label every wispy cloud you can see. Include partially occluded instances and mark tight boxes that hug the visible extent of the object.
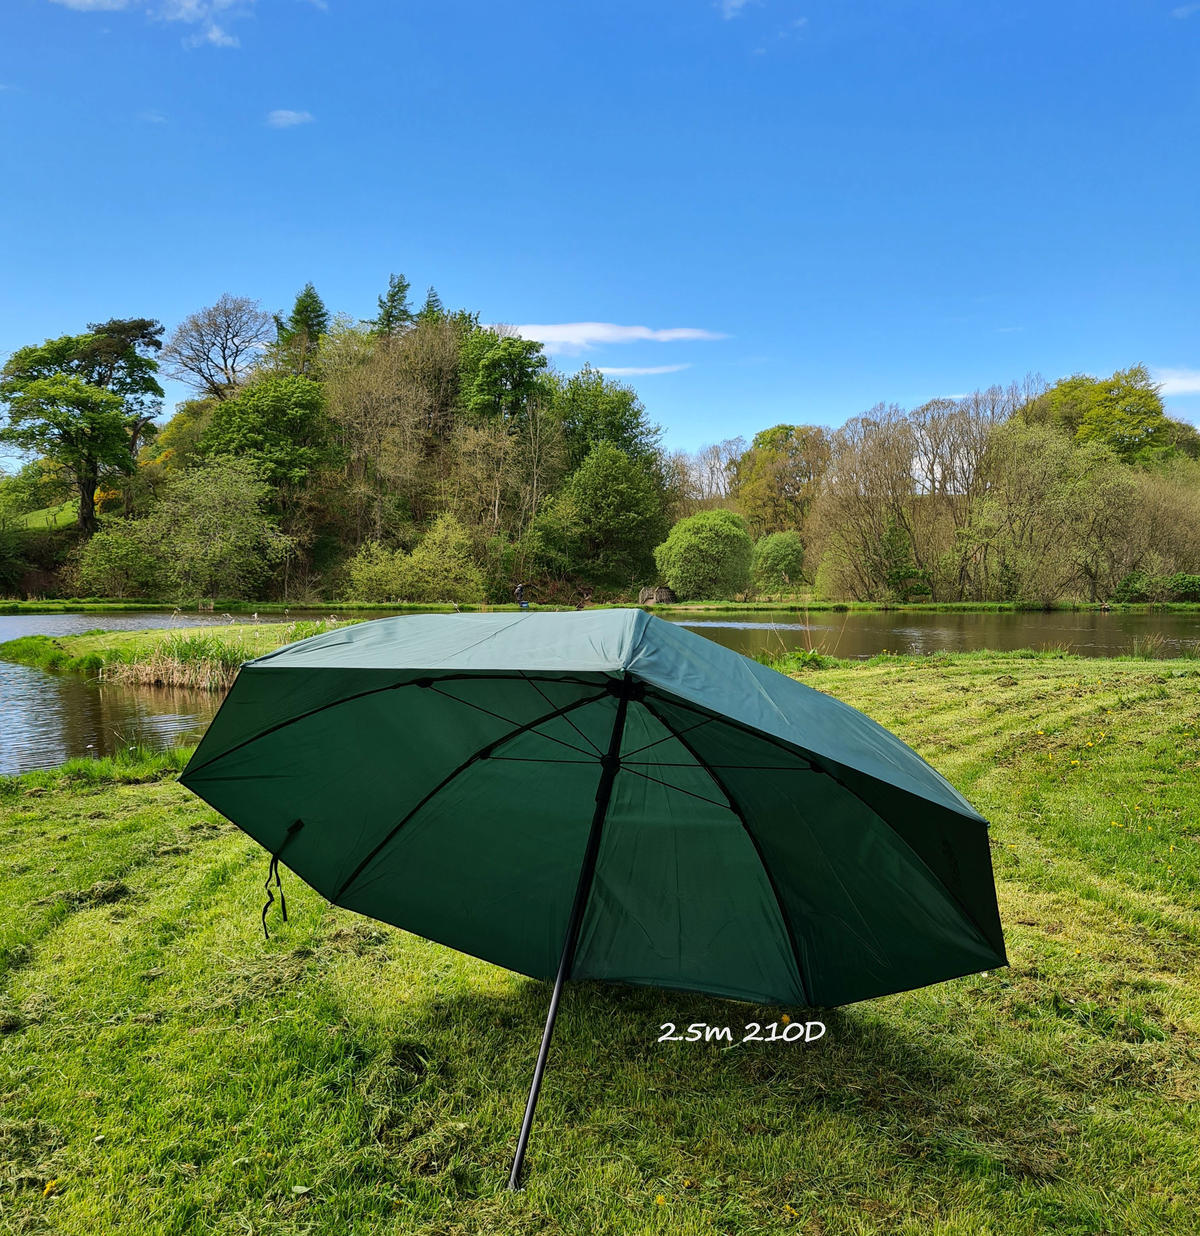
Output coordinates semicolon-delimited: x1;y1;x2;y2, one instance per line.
1171;3;1200;17
995;325;1024;334
48;0;255;48
1154;367;1200;396
139;108;168;123
513;322;727;355
597;364;691;376
267;108;315;128
49;0;129;10
718;0;756;18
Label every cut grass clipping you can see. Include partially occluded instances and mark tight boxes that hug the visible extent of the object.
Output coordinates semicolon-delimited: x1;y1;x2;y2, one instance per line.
1;653;1198;1233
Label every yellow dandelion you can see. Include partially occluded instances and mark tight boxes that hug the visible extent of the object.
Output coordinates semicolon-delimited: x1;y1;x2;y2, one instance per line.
42;1180;58;1198
1071;760;1078;765
784;1203;799;1217
781;1013;790;1024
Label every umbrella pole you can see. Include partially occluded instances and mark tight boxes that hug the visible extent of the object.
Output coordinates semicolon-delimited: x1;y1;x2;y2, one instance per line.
507;683;632;1191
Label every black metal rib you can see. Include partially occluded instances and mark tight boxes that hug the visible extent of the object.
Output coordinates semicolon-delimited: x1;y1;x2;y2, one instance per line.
642;698;814;1007
429;683;596;759
332;687;611;901
520;672;603;755
181;672;607;780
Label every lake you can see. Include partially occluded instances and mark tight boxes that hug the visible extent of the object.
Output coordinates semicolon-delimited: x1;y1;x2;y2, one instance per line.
2;606;1197;776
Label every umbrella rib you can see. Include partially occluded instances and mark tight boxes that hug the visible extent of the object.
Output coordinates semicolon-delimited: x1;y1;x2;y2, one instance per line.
520;672;604;755
619;766;730;812
641;691;817;771
641;699;814;1008
619;715;714;759
331;688;611;902
181;672;606;779
427;684;596;759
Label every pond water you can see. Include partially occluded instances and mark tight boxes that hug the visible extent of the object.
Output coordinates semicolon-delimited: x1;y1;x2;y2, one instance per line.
2;607;1197;776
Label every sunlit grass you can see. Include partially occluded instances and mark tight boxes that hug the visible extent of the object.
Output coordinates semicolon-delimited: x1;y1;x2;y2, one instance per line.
0;655;1198;1233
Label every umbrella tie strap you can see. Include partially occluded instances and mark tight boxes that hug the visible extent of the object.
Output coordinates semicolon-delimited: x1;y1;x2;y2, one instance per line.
261;819;304;940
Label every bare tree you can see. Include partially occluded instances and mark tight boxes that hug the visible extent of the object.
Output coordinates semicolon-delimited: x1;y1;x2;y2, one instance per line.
161;294;274;400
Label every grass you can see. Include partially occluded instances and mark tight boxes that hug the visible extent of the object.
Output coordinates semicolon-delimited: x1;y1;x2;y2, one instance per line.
0;621;358;690
9;500;77;531
1;653;1198;1233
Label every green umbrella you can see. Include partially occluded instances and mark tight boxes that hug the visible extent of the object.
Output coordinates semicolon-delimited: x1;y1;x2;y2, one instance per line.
180;609;1006;1186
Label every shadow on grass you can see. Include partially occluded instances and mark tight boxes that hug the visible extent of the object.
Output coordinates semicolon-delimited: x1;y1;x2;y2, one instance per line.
338;974;1065;1197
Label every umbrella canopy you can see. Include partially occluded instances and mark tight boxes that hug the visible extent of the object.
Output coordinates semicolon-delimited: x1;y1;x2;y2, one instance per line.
180;608;1006;1182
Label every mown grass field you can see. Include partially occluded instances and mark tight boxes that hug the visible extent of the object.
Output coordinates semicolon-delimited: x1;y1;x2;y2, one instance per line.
1;653;1198;1234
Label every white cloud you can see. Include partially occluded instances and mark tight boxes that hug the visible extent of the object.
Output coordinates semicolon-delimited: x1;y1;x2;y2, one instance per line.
1154;367;1200;397
719;0;756;17
597;365;691;376
513;322;727;355
139;109;168;123
48;0;129;9
1171;3;1200;17
267;108;315;127
49;0;253;47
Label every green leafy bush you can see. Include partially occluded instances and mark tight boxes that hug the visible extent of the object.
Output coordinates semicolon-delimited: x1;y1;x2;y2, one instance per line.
345;517;484;604
1113;571;1200;603
752;530;806;594
654;510;753;601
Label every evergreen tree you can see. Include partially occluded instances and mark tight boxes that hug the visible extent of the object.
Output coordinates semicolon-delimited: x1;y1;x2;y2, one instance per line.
416;285;445;323
273;282;329;376
369;272;412;335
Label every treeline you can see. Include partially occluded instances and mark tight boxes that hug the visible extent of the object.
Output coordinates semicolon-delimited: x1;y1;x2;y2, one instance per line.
1;277;1198;606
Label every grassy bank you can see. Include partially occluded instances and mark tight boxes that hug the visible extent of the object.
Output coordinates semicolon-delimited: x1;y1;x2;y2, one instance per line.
1;654;1198;1233
0;622;353;690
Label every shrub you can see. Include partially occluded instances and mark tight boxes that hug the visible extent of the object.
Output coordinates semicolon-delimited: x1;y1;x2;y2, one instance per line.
346;542;410;602
654;510;753;601
73;522;161;598
752;531;806;594
344;517;485;605
1113;571;1200;603
404;516;485;605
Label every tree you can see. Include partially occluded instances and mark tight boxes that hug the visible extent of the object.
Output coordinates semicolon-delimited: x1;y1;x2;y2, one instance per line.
1023;365;1173;464
199;375;333;499
462;335;548;425
752;530;807;594
416;286;444;323
551;365;661;469
73;520;162;597
729;424;831;535
161;294;273;399
142;458;291;599
654;509;753;601
538;442;666;586
272;282;329;376
1;320;166;530
369;273;413;336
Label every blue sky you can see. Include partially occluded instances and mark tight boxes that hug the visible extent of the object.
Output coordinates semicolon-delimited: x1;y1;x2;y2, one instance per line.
1;0;1198;457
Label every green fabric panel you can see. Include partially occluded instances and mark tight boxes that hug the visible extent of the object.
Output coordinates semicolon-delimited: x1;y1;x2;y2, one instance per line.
572;702;803;1003
341;740;607;978
183;673;610;906
649;698;1004;1005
